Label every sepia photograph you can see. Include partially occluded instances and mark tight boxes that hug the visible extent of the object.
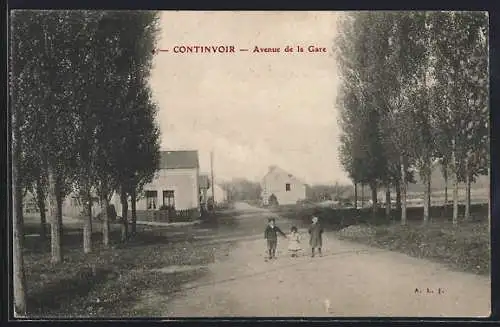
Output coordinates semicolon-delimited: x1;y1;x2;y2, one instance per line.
9;10;490;318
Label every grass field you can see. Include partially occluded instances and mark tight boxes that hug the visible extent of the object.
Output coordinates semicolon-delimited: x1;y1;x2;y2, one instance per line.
405;187;489;204
22;217;233;317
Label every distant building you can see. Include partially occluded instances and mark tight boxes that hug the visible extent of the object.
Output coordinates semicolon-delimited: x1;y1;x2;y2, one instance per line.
199;173;210;208
208;184;228;204
24;190;101;220
23;192;40;215
260;165;307;206
62;194;101;218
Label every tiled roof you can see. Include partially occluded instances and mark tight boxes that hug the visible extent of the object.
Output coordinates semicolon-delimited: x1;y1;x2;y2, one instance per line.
159;150;199;169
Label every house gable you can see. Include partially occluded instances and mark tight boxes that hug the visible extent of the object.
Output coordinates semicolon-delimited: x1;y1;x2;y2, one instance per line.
261;165;307;205
262;165;305;187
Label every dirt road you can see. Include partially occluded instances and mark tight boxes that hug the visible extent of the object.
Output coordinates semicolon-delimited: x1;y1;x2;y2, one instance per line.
138;203;491;317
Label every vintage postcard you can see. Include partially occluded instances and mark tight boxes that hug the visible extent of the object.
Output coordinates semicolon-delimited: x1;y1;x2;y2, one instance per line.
10;10;490;318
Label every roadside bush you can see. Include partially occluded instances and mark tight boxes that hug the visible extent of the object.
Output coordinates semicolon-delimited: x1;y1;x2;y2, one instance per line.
338;225;376;238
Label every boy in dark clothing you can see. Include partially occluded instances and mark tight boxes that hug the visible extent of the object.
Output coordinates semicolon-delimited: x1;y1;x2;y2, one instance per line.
264;218;286;259
308;216;324;257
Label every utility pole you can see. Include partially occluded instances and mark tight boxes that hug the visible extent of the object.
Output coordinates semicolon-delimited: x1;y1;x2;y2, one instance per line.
210;150;215;203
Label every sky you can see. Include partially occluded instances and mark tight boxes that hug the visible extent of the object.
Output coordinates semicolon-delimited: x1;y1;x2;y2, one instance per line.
149;11;350;185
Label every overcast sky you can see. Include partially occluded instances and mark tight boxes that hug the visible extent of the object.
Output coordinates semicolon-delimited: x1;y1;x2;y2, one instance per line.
149;11;350;185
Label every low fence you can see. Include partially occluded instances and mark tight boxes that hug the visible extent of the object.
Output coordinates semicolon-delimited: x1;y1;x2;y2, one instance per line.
133;208;200;223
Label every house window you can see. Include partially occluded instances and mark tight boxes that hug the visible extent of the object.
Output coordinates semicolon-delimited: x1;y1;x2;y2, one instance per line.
146;190;157;210
285;183;291;191
163;190;175;208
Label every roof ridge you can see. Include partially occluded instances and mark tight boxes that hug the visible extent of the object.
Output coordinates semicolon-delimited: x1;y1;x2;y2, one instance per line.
263;165;307;185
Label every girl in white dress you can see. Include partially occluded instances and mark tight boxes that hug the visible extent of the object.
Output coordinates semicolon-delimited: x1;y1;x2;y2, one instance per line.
288;226;301;257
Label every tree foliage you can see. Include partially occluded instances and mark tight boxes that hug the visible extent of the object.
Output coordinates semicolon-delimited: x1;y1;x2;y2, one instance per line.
222;178;262;202
10;10;161;300
335;11;489;224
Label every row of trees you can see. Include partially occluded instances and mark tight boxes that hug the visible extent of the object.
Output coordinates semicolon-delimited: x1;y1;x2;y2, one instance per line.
336;11;489;224
221;178;262;203
11;10;161;315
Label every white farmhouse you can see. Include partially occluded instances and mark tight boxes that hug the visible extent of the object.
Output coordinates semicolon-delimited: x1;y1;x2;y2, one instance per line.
109;150;201;219
135;150;200;212
260;165;307;206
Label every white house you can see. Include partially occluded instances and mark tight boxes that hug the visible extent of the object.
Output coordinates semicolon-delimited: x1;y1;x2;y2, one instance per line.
261;165;307;206
110;150;201;218
208;184;228;204
136;150;199;211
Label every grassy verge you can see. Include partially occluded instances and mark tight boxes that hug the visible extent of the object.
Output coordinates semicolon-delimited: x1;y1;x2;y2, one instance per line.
336;220;490;276
23;222;233;318
273;203;490;276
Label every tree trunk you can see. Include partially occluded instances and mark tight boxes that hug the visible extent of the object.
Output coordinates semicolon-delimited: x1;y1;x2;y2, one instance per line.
427;171;431;222
443;167;448;207
101;191;110;247
423;164;431;225
465;161;471;221
120;190;129;242
451;140;459;225
395;180;402;212
36;177;47;243
131;188;137;235
488;165;491;223
49;171;63;263
361;184;364;208
353;182;358;209
452;169;459;225
385;184;391;219
370;182;378;218
83;188;92;254
400;157;407;226
56;182;64;253
13;146;27;315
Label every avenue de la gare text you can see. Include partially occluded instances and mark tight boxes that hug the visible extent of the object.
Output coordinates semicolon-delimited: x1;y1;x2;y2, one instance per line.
168;45;328;53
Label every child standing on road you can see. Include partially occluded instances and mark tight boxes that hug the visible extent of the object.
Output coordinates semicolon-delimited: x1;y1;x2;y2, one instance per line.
264;218;286;260
308;216;324;257
287;226;301;258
